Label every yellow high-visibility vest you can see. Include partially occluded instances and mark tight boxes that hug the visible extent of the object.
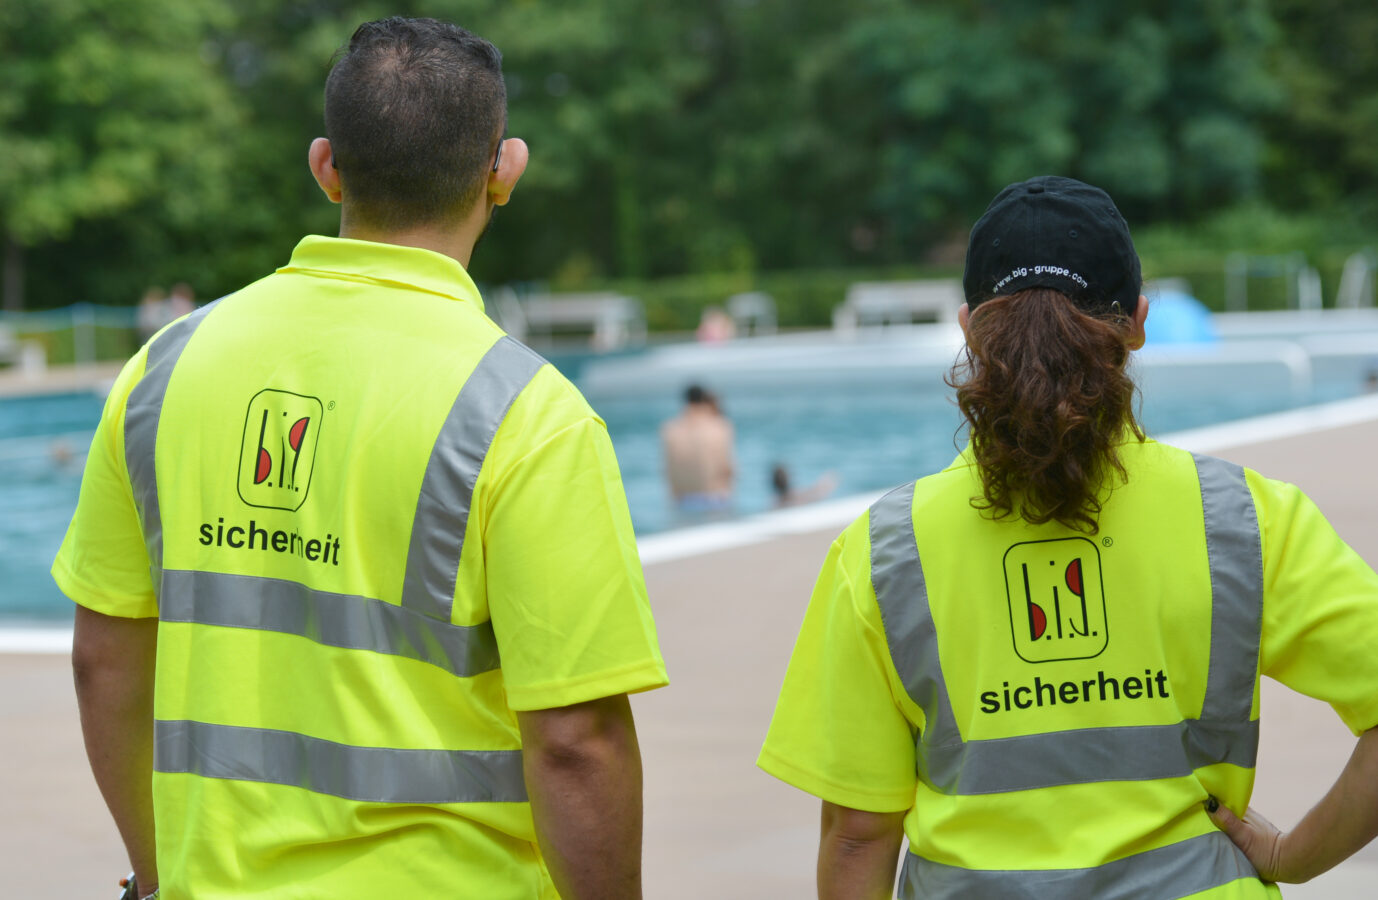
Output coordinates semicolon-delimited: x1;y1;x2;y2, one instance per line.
762;439;1378;899
55;236;667;898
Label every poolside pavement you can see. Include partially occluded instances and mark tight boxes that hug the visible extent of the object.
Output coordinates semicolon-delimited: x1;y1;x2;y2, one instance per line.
4;394;1378;897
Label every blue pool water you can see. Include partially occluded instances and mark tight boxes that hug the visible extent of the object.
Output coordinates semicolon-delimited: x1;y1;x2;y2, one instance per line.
1;390;109;620
0;345;1368;623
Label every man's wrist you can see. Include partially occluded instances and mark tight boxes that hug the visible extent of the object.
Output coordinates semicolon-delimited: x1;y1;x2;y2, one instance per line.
119;872;160;900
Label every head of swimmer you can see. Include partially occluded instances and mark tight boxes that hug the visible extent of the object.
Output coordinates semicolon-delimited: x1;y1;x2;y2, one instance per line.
308;17;526;265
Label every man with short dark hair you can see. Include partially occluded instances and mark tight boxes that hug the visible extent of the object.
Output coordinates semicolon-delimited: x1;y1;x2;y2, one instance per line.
57;17;666;899
322;17;508;232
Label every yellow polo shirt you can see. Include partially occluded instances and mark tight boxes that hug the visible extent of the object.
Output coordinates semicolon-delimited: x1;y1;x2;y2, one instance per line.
760;442;1378;897
54;235;668;898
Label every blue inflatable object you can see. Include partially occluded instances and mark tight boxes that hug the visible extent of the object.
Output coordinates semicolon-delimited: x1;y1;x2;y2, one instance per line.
1144;290;1218;345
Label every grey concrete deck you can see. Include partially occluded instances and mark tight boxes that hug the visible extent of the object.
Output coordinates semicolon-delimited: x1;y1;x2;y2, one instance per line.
4;406;1377;897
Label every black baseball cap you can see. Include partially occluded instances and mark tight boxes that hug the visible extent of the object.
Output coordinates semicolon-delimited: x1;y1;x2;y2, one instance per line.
962;175;1142;317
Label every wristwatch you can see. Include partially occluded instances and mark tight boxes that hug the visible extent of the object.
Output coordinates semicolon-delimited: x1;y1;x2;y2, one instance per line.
118;872;160;900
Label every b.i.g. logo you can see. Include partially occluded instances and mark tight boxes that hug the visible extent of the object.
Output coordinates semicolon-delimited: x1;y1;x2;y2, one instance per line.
1002;537;1108;663
237;389;322;511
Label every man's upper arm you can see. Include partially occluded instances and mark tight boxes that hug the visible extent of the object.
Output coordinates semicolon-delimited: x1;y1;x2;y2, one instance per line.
52;351;159;618
482;374;668;712
516;694;638;757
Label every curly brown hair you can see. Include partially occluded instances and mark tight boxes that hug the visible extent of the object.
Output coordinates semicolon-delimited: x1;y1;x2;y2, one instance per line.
948;288;1144;534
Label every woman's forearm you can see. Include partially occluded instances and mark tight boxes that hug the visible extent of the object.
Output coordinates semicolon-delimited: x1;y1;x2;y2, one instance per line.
1212;726;1378;883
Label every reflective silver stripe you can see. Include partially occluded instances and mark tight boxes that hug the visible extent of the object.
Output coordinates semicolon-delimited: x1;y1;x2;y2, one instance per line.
869;482;962;758
129;326;540;805
924;719;1259;794
154;719;527;804
899;831;1257;900
401;336;546;621
124;302;223;598
869;453;1263;795
1193;454;1263;724
160;569;499;677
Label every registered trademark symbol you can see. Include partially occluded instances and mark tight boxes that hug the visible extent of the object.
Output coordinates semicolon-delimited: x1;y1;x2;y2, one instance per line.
328;401;336;410
1102;537;1113;547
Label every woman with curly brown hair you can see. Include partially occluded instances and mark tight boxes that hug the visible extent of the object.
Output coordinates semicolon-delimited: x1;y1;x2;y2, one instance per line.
759;176;1378;899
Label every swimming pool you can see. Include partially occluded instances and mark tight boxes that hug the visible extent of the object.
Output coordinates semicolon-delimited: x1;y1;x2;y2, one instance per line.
5;315;1376;623
1;390;108;620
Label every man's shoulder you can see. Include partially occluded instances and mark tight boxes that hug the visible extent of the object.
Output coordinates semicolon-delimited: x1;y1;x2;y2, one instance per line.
503;354;603;434
517;349;577;397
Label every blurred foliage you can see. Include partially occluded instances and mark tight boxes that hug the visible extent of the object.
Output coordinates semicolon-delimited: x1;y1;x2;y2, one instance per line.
1261;0;1378;214
3;0;1377;316
13;321;140;367
0;0;241;246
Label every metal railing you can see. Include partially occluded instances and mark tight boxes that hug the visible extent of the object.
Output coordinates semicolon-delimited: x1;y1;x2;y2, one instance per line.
1225;250;1374;312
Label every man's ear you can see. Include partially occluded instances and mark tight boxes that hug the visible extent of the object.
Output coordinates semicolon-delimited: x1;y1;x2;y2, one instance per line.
309;138;342;204
1129;294;1149;350
488;137;528;207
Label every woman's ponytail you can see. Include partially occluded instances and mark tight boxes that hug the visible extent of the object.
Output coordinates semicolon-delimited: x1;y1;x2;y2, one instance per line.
948;288;1144;533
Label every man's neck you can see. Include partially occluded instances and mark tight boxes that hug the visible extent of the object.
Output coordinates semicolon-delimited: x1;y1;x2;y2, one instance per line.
338;203;491;268
336;226;471;267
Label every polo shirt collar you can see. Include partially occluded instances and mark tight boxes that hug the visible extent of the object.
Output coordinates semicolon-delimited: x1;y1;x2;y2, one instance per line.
278;235;485;312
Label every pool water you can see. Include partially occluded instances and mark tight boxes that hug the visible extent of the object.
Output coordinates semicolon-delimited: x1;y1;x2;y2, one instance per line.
1;391;108;620
0;354;1366;622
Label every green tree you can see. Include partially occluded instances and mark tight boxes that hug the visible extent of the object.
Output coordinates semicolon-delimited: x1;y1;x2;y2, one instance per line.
10;0;1377;316
0;0;244;308
827;0;1281;259
1262;0;1378;215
